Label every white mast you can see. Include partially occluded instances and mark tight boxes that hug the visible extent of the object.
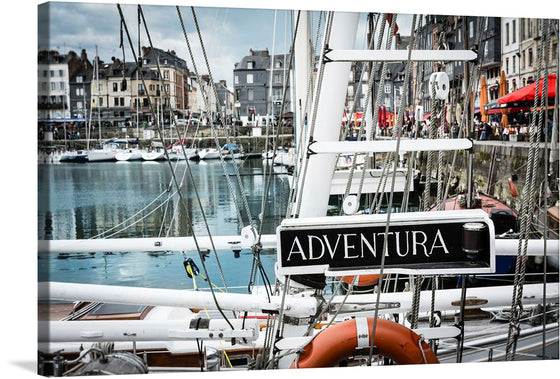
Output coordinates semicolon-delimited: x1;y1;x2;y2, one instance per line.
267;10;277;126
96;45;101;145
293;11;312;158
297;12;359;218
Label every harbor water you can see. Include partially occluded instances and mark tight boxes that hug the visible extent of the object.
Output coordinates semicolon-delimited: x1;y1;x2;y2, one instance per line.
38;159;291;291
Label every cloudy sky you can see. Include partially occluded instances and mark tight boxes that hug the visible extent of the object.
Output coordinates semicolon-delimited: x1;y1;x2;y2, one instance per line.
36;0;548;90
37;2;417;88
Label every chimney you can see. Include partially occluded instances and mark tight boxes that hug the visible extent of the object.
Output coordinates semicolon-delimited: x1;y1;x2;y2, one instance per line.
220;80;227;86
141;46;149;58
80;49;88;62
249;49;254;56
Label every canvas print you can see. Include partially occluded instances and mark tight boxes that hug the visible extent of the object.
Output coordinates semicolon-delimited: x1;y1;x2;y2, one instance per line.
37;1;559;376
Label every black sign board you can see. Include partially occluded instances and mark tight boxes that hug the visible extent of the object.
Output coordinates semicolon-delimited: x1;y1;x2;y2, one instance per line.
276;210;495;276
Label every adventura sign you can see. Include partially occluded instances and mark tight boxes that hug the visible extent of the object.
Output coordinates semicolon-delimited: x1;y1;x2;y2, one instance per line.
276;210;495;276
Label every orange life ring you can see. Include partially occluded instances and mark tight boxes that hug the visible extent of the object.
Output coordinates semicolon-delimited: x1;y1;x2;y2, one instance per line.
508;178;518;197
290;317;439;368
339;274;384;287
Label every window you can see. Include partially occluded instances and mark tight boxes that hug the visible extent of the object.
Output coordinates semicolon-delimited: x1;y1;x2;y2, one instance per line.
275;60;282;68
247;61;254;69
98;84;103;92
247;89;254;101
513;56;516;73
114;97;119;106
274;74;282;84
113;82;118;92
522;50;525;69
506;57;509;74
77;101;83;109
138;83;145;94
528;48;533;67
362;84;368;95
76;76;83;83
247;74;253;84
50;70;54;77
42;70;48;77
120;80;127;91
59;70;64;77
50;82;56;91
164;70;169;80
41;82;47;91
234;75;239;84
512;20;516;43
347;86;354;96
384;84;391;94
76;88;84;96
120;97;125;106
469;20;474;38
59;82;65;90
164;84;170;92
506;23;510;45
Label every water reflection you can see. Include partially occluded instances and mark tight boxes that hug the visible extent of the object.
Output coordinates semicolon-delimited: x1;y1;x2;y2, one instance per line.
37;159;289;289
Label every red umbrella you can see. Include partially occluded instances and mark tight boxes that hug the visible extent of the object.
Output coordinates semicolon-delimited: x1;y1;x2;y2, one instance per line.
498;74;556;105
382;106;387;128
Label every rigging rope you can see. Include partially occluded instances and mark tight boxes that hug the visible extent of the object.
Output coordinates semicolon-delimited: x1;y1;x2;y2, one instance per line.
139;5;231;293
340;13;388;211
368;13;420;365
252;11;301;296
286;11;325;218
190;6;256;229
118;4;234;329
176;7;246;230
506;19;551;360
291;11;334;217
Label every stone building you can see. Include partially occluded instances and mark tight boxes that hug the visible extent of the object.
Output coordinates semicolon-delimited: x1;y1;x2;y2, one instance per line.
233;49;292;126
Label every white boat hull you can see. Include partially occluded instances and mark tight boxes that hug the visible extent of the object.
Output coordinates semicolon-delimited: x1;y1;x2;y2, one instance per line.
87;149;116;162
141;151;166;161
198;148;220;160
115;149;143;161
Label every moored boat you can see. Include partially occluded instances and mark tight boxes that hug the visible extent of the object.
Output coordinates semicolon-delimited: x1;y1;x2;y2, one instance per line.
141;142;166;161
198;147;220;160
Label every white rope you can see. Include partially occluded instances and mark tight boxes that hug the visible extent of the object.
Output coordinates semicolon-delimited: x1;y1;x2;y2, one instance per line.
506;19;551;360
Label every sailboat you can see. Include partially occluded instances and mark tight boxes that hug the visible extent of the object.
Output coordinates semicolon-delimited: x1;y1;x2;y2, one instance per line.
37;8;559;375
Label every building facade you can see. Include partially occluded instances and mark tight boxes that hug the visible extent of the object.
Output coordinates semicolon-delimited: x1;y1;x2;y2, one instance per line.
233;49;292;126
38;50;91;122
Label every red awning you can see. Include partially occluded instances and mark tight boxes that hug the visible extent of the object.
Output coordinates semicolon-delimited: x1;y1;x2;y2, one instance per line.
498;74;556;105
